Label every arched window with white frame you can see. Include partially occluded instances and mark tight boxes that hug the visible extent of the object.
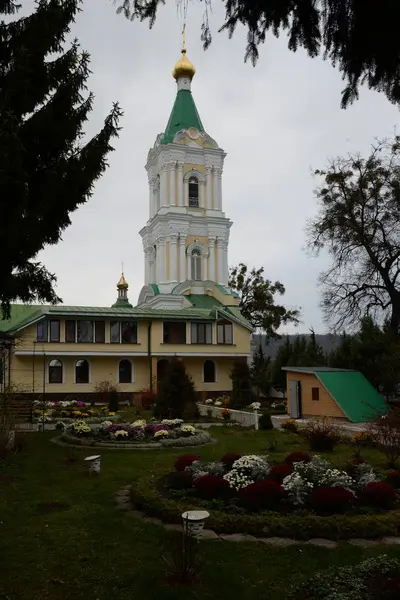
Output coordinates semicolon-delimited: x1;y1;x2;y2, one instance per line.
119;359;132;384
75;359;90;384
188;176;199;207
190;247;202;280
49;359;63;384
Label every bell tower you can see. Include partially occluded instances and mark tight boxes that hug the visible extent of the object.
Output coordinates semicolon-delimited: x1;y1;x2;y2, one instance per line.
138;33;233;307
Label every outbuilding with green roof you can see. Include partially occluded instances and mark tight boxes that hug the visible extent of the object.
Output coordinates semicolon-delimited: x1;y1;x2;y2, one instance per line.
282;366;388;423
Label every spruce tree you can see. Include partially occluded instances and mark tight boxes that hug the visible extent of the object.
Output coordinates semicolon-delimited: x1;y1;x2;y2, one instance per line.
230;358;255;409
0;0;122;318
154;358;198;419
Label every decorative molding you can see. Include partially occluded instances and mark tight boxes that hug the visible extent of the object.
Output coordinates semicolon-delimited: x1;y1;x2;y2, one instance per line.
186;241;209;257
183;168;206;183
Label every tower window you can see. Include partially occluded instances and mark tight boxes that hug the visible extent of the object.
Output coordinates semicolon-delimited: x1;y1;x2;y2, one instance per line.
188;176;199;207
190;248;202;280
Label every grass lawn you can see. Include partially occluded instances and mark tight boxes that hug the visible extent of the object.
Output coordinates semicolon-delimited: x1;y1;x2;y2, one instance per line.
0;427;399;600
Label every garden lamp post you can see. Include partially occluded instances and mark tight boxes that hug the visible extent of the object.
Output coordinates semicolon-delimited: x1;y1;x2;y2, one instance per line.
181;510;210;539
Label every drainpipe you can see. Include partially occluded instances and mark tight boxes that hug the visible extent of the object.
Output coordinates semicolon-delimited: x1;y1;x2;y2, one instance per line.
147;322;153;391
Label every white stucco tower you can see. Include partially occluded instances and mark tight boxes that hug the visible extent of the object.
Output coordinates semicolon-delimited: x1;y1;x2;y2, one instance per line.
137;43;234;308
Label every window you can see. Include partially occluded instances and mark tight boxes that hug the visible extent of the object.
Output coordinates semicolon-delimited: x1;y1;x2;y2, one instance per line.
110;321;120;343
119;359;132;384
217;320;233;344
190;248;202;280
37;320;48;342
95;321;105;343
75;359;90;384
49;320;60;342
312;387;320;401
121;322;137;344
65;320;76;343
48;359;63;384
77;320;93;343
203;360;216;383
163;321;186;344
191;323;212;344
188;176;199;207
110;321;137;344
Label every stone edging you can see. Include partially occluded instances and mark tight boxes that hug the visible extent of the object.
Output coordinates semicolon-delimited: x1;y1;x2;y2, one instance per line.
115;485;400;548
51;433;215;451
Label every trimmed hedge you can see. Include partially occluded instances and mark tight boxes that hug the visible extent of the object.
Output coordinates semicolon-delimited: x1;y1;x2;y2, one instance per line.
59;430;214;449
130;471;400;541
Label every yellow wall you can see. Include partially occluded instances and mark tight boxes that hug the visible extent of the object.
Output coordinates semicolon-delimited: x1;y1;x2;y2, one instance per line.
9;316;251;395
286;371;345;419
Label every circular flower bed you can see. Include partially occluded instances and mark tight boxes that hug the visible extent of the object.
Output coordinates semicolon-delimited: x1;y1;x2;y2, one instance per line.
58;419;214;448
129;452;400;539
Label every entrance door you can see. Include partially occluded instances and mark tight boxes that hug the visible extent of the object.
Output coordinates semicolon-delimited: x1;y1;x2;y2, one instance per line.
289;380;301;418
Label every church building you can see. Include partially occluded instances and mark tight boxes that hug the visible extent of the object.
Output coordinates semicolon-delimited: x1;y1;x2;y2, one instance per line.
0;43;252;402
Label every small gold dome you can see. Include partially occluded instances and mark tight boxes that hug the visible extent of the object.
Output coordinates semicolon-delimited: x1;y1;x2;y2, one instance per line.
117;273;128;289
172;49;196;80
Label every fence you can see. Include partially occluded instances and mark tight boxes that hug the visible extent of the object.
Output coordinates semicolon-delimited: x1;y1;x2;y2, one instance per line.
197;404;259;429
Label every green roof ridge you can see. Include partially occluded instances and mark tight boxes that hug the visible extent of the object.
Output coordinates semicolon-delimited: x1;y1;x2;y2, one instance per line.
161;89;204;144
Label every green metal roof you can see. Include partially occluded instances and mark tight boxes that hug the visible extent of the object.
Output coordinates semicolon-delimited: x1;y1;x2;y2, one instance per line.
161;89;204;144
149;284;160;296
283;366;387;422
185;295;222;309
112;298;133;309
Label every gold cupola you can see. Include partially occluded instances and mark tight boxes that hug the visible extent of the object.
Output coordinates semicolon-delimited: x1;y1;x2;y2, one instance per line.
117;272;128;290
172;24;196;80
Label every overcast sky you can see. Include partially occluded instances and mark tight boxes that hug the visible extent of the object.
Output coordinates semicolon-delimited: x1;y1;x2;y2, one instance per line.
29;1;399;333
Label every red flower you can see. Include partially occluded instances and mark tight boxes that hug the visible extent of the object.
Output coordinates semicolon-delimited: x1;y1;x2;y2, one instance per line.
194;474;230;500
269;464;293;482
221;452;242;470
284;452;311;465
239;480;285;512
386;470;400;489
313;486;354;514
362;481;397;508
174;454;199;472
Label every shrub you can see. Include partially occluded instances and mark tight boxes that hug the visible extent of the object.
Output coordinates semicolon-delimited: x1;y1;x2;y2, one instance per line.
284;451;311;465
174;454;199;472
345;456;366;476
369;408;400;467
362;481;397;509
154;358;197;419
166;471;194;491
387;470;400;489
304;417;341;452
239;480;285;512
221;452;242;471
94;380;120;412
281;419;299;433
230;359;255;409
289;555;400;600
140;387;157;410
194;474;230;500
269;464;293;483
312;486;355;514
259;412;273;430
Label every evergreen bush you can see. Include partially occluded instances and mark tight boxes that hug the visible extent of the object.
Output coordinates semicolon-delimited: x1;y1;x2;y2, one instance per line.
230;359;255;409
154;358;197;419
259;411;273;430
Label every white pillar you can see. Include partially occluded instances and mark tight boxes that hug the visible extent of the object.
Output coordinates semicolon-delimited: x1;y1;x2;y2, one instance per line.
213;168;219;210
148;178;154;217
208;239;215;282
177;163;184;206
200;181;205;208
217;239;224;284
179;236;186;281
170;236;178;281
206;166;212;209
156;239;166;283
160;165;168;207
169;162;176;206
217;169;223;210
223;241;229;284
202;254;207;281
144;248;149;284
